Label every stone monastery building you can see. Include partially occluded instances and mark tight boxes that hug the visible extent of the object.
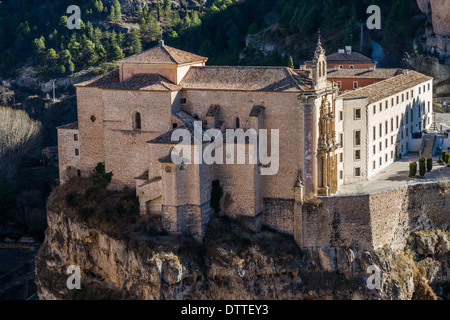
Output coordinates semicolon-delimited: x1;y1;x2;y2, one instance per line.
57;38;433;243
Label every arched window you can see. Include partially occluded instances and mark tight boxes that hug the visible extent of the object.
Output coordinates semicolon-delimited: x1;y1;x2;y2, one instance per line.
235;117;240;128
133;111;141;130
318;62;322;77
322;61;326;77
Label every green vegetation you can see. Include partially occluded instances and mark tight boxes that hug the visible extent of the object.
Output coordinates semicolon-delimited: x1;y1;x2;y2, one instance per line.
409;161;417;178
210;179;224;213
442;151;449;164
419;156;426;177
426;158;432;172
0;0;423;79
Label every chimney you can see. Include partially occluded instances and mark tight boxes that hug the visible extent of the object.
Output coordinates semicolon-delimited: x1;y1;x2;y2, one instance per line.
159;40;165;46
338;49;345;54
345;46;352;54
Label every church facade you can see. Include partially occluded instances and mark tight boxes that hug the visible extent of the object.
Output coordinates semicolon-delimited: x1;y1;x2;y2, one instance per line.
57;38;432;244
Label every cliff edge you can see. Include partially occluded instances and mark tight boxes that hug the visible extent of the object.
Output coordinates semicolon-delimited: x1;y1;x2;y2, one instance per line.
35;177;450;300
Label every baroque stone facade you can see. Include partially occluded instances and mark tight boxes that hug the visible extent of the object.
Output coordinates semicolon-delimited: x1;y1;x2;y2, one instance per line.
57;38;433;244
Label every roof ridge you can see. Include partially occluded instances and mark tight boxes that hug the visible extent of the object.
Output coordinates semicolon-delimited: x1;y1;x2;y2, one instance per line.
160;45;179;64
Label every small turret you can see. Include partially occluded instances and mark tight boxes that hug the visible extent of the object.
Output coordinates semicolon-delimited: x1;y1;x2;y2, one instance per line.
312;30;327;90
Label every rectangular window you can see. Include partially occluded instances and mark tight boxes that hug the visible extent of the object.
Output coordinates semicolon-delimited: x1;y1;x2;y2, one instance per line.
373;145;376;155
379;123;382;138
373;105;376;114
354;108;361;119
74;134;78;141
354;130;361;146
385;154;388;162
391;151;394;159
391;118;394;132
411;109;413;122
373;126;376;141
419;87;421;94
428;83;430;91
355;150;361;160
75;148;79;156
391;136;394;145
402;94;404;102
411;89;414;98
397;96;399;104
337;81;342;88
385;100;388;110
180;98;186;104
391;98;394;107
396;115;399;129
406;128;409;137
385;139;388;148
339;111;343;121
355;167;361;177
385;120;388;134
428;101;430;113
406;92;409;100
379;142;382;152
379;103;382;112
379;157;382;166
340;133;343;146
340;153;343;163
373;161;376;170
339;170;343;180
353;81;358;89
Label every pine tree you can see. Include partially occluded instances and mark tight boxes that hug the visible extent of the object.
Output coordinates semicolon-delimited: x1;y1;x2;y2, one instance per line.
111;44;124;60
114;0;122;21
67;60;75;74
109;5;116;21
129;29;142;54
288;55;294;69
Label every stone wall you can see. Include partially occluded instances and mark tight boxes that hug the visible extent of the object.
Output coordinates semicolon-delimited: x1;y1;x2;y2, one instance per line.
263;183;450;252
263;198;295;235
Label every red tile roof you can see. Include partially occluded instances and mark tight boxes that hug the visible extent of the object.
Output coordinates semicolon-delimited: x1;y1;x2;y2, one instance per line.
180;66;315;92
117;44;207;65
327;68;404;79
339;70;432;103
75;69;181;91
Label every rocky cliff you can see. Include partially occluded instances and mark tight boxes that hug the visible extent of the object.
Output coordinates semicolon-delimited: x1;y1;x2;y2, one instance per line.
35;179;450;300
417;0;450;37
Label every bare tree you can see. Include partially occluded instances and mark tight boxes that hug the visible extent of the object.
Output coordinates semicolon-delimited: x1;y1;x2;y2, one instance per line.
0;81;15;106
0;106;42;178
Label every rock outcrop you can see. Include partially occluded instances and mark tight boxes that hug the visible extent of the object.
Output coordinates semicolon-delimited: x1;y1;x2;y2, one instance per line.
36;208;450;300
417;0;450;36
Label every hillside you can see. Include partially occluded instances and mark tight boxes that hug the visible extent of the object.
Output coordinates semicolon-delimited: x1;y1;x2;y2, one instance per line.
0;0;434;79
35;176;450;300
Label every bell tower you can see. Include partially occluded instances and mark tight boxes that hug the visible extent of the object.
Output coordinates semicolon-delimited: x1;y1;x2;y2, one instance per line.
312;30;327;90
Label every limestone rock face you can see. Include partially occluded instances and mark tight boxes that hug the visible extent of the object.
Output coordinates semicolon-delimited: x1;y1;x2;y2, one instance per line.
35;209;450;300
417;0;450;36
430;0;450;36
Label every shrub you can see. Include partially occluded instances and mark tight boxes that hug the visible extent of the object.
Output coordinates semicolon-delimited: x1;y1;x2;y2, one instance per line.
409;161;417;177
93;162;113;186
419;156;426;177
426;158;432;172
442;151;449;164
303;192;322;211
210;180;223;213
